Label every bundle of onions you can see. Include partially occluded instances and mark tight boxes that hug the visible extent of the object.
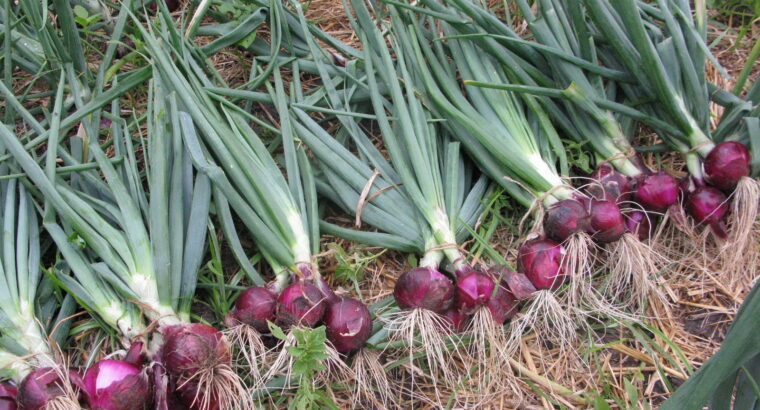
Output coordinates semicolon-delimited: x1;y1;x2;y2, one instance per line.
138;3;360;395
0;175;79;409
266;0;518;399
581;0;758;278
381;9;626;347
419;0;672;310
0;72;250;409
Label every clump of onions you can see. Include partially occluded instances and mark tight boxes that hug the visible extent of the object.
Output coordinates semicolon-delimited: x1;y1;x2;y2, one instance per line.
625;210;652;240
588;164;632;202
323;297;373;354
704;141;751;191
634;172;679;212
0;381;17;410
518;239;567;291
393;267;454;313
17;368;82;410
454;267;495;314
442;307;470;333
587;199;626;243
276;280;327;328
83;360;150;410
686;186;729;237
229;286;277;332
543;199;590;242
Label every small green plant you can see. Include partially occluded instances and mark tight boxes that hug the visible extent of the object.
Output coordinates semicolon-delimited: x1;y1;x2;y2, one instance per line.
269;323;339;410
328;243;385;295
73;5;102;29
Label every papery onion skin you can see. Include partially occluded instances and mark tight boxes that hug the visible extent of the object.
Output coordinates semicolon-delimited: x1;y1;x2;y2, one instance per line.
393;267;454;314
544;199;590;242
0;381;17;410
17;368;82;410
324;297;373;354
83;360;150;410
704;141;751;191
518;239;566;291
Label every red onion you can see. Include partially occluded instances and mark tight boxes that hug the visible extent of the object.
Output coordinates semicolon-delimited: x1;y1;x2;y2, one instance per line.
83;360;150;410
704;141;751;191
276;281;327;328
634;172;679;212
518;238;566;291
486;279;518;325
231;286;277;332
393;267;454;313
442;307;470;333
454;267;495;314
323;297;373;353
0;382;17;410
686;186;729;238
161;324;231;379
587;199;626;243
588;164;632;202
489;265;536;300
175;380;216;410
17;368;82;410
544;199;590;242
625;210;652;240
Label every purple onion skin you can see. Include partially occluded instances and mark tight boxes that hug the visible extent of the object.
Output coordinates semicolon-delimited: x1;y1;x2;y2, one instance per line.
486;280;518;325
175;380;216;410
588;164;633;203
704;141;752;191
123;341;145;368
17;368;82;410
442;307;471;333
686;186;729;238
634;172;679;212
324;297;373;354
161;324;231;379
231;286;277;332
0;382;17;410
544;199;590;242
625;210;652;240
83;360;150;410
587;199;626;243
276;281;327;328
454;267;495;314
489;265;536;300
518;239;566;291
393;267;454;314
